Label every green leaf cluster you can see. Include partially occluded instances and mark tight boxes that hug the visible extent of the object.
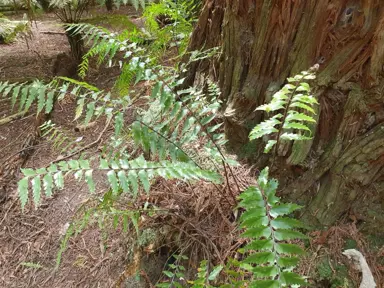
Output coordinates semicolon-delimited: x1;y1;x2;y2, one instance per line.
133;79;227;167
18;156;221;209
0;17;30;43
249;70;318;153
39;120;82;153
0;80;55;114
143;0;194;55
237;167;307;287
158;256;223;288
96;0;148;10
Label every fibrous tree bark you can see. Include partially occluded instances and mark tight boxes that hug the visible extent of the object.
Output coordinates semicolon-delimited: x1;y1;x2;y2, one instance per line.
53;0;92;63
185;0;384;227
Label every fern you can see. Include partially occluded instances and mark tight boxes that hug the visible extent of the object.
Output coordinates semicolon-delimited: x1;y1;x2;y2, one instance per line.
237;167;307;287
68;23;145;78
159;168;307;287
39;120;83;154
190;260;223;288
132;79;229;168
143;0;194;56
0;17;30;43
18;156;221;209
0;77;113;120
55;189;142;268
72;0;196;79
158;257;223;288
62;26;229;169
96;0;149;10
0;80;56;114
249;67;319;154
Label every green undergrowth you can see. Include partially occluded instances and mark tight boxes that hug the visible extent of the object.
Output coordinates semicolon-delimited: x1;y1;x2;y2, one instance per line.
0;16;29;43
316;257;352;288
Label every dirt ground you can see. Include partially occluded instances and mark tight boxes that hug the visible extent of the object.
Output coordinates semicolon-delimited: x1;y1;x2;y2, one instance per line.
0;7;149;288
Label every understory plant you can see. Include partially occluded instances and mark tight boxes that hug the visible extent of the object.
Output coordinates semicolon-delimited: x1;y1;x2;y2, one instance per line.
158;168;308;287
249;66;319;154
96;0;151;10
0;6;318;286
143;0;195;56
0;16;30;43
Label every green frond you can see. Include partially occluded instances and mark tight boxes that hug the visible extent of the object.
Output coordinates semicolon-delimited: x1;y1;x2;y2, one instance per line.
65;23;146;78
133;79;226;169
143;0;194;55
98;0;148;10
40;120;83;154
249;68;318;154
0;80;61;114
18;156;221;208
238;167;307;286
0;17;30;43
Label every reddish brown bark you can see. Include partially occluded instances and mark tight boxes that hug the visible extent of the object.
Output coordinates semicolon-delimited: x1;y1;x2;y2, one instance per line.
186;0;384;227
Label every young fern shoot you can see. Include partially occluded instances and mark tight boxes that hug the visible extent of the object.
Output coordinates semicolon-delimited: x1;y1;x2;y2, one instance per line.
249;66;319;154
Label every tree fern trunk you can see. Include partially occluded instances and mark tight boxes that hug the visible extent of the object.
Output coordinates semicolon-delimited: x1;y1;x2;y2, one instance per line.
186;0;384;227
65;27;84;64
105;0;113;11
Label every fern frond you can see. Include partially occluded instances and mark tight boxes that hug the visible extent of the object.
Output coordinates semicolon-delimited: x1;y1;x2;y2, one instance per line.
39;120;85;154
132;78;229;169
249;67;319;154
0;17;30;43
143;0;193;55
18;156;221;209
66;23;145;78
238;167;307;287
0;80;56;114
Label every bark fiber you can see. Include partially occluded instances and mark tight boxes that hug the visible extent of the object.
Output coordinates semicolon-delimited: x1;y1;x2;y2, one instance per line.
186;0;384;227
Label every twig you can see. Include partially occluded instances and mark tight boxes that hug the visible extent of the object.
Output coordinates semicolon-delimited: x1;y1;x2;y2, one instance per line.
0;199;17;227
90;257;109;274
0;143;47;166
140;270;155;288
50;118;112;164
0;110;29;125
222;160;237;203
40;31;66;35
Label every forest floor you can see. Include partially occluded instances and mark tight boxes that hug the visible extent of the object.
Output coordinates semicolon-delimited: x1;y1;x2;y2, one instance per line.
0;7;154;288
0;6;383;288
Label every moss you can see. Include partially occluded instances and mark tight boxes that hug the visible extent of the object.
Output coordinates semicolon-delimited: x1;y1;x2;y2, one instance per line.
83;14;137;31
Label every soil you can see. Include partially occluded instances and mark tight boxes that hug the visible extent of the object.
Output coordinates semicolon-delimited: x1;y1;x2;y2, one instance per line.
0;7;152;288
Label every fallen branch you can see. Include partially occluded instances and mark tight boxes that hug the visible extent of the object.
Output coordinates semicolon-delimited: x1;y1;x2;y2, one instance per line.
74;121;97;132
0;110;29;126
40;31;66;35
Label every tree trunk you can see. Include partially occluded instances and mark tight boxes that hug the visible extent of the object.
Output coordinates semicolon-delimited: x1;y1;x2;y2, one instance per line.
186;0;384;228
105;0;113;11
37;0;50;11
65;26;84;64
